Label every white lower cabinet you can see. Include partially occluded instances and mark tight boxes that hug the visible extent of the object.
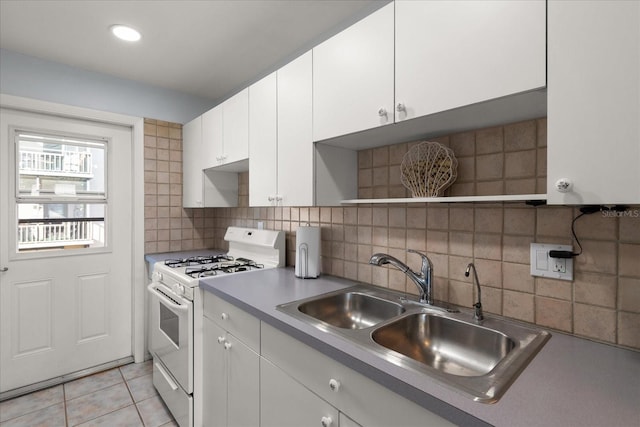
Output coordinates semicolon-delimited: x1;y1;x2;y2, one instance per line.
261;357;340;427
261;323;455;427
203;294;455;427
202;294;260;427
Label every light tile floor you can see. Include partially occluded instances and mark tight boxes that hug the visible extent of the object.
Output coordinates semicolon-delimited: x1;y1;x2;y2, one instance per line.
0;361;177;427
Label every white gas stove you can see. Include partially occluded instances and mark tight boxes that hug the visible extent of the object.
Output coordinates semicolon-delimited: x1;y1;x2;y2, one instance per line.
151;227;286;301
147;227;285;427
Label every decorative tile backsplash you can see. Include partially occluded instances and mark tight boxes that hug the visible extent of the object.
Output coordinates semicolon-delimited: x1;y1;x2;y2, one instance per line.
143;119;216;253
144;117;640;351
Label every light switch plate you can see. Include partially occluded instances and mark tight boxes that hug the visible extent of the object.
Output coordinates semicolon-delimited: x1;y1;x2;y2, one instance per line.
530;243;573;281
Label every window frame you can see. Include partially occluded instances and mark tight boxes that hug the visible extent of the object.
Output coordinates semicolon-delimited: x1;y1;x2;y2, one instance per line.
10;127;113;259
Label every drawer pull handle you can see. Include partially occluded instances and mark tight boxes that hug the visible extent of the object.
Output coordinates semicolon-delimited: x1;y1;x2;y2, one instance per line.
155;362;178;391
321;416;333;427
329;378;340;392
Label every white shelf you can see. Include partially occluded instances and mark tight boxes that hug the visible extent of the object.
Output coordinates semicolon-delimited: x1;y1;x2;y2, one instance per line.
341;194;547;205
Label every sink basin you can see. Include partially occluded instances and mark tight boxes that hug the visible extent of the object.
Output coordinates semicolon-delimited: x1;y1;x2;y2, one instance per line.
372;313;515;376
277;284;550;403
297;291;405;329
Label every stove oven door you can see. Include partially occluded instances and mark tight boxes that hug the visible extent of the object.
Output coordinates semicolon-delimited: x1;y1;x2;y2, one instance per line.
147;282;193;394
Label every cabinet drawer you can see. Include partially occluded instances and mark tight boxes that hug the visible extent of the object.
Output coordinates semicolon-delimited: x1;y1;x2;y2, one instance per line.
261;323;454;427
203;292;260;352
261;357;338;427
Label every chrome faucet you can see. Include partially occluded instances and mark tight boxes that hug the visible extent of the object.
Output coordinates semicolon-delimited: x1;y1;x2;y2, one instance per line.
465;263;484;321
369;249;433;304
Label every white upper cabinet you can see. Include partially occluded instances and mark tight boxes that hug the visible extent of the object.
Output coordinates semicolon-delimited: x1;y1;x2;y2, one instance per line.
248;72;278;206
202;88;249;170
202;104;223;169
395;0;546;122
222;88;249;165
547;0;640;205
182;116;204;208
277;51;315;207
313;3;394;142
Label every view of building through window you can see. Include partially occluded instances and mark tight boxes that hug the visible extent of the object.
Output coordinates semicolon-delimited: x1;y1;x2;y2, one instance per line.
15;132;107;252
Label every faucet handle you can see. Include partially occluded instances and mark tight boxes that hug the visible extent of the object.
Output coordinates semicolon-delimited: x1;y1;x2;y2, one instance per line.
407;249;432;274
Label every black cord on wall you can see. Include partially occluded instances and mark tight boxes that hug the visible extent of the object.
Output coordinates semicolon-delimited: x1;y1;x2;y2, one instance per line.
548;205;628;259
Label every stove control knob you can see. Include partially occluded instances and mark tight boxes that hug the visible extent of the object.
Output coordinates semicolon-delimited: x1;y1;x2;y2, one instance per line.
174;284;185;296
151;271;163;283
321;416;333;427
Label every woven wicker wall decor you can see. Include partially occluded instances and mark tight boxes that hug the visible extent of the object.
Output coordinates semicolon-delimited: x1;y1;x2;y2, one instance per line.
400;141;458;197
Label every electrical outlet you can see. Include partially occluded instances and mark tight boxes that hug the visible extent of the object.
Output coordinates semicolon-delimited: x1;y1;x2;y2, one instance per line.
530;243;573;281
552;258;567;273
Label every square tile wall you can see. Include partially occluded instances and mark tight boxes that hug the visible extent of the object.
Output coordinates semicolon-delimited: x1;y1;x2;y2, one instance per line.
143;119;217;253
209;119;640;352
143;117;639;351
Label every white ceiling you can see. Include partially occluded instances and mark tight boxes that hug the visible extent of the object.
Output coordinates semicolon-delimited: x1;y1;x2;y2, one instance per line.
0;0;386;103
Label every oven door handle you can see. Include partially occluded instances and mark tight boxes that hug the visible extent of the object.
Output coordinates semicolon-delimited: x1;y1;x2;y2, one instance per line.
147;283;189;312
155;362;179;391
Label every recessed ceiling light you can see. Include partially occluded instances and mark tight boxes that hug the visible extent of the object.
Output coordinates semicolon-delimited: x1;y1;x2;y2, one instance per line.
110;25;141;42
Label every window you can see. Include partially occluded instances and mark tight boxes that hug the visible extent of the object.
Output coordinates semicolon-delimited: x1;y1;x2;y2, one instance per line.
15;131;108;252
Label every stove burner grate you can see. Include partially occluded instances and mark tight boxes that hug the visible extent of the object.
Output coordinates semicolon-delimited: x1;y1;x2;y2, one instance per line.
181;257;264;278
165;254;233;268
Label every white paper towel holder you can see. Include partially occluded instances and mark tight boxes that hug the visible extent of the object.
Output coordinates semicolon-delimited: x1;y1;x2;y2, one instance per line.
295;223;320;279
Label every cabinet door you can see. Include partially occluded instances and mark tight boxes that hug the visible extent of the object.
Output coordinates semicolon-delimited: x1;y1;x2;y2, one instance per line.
249;72;278;206
260;357;339;427
202;105;223;168
182;116;203;207
227;333;260;427
313;3;394;141
222;88;249;164
547;0;640;204
203;317;227;427
277;51;314;206
395;0;546;121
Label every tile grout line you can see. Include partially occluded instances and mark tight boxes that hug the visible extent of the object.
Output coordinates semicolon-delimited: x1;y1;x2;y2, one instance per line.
66;369;133;427
120;366;147;426
63;384;69;427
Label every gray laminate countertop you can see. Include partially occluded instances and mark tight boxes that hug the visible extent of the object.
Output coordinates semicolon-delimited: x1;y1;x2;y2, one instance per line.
199;267;640;427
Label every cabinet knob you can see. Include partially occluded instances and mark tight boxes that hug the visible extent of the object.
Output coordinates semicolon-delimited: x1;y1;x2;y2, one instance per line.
378;108;387;117
555;178;573;193
0;267;7;272
224;341;232;350
268;196;275;202
329;378;341;392
321;416;333;427
221;312;229;321
396;103;406;112
217;336;226;344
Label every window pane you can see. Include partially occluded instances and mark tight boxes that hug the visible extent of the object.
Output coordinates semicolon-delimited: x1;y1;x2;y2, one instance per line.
17;203;106;252
16;132;106;199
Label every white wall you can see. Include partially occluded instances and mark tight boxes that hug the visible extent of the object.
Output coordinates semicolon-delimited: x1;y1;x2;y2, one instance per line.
0;49;215;124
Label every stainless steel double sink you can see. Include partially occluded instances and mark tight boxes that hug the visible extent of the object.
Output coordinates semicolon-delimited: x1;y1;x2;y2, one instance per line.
277;284;550;403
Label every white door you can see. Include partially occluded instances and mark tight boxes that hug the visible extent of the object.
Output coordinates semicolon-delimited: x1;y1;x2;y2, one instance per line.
0;108;133;393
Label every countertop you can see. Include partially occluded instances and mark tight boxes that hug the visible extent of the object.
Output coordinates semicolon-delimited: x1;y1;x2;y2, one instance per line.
199;267;640;427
